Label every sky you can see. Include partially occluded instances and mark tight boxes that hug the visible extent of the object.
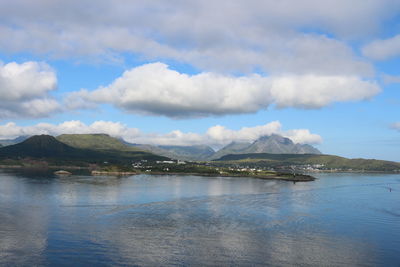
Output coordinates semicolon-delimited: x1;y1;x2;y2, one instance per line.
0;0;399;161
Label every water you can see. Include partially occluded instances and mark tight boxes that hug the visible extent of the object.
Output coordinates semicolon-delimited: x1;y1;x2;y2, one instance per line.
0;170;399;266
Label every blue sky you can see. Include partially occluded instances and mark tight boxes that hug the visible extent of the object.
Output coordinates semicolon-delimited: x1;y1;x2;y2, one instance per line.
0;0;399;161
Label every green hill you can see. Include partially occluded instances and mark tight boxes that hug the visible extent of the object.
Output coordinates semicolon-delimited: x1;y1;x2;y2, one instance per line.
0;135;168;166
215;153;400;172
0;135;86;158
56;134;141;151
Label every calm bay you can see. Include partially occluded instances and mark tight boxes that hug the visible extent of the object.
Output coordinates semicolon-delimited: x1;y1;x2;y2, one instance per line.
0;170;399;266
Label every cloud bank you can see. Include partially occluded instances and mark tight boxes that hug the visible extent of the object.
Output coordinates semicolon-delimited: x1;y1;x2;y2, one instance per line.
69;63;380;118
0;61;59;118
390;122;400;131
0;120;322;147
1;0;397;75
382;74;400;84
363;34;400;60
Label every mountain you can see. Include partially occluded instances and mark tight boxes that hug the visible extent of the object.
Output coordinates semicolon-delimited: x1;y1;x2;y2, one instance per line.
0;136;30;147
0;135;89;159
212;134;321;159
56;134;215;161
132;134;320;161
0;135;168;164
0;133;321;162
57;134;141;151
245;135;321;154
131;143;215;161
211;141;251;160
158;145;215;161
57;134;217;161
214;153;400;172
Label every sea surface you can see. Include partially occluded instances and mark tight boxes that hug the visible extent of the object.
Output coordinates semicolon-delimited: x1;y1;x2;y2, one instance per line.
0;170;399;266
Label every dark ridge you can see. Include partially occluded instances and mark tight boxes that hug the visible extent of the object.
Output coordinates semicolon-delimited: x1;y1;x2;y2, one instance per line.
0;135;80;158
0;135;169;163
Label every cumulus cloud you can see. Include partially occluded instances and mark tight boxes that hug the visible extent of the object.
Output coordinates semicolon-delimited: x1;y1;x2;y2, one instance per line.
70;63;380;118
363;34;400;60
390;122;400;131
269;74;380;109
0;120;322;146
382;74;400;84
0;121;140;141
0;0;395;75
74;63;271;117
205;122;322;145
205;122;282;144
0;61;59;118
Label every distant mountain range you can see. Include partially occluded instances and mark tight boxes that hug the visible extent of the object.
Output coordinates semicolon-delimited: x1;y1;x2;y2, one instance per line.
130;143;215;161
211;134;320;160
0;134;398;172
131;134;320;160
0;133;321;161
0;136;29;147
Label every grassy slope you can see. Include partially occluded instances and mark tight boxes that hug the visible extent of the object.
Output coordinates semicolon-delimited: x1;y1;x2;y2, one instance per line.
56;134;141;151
215;153;400;171
0;135;167;166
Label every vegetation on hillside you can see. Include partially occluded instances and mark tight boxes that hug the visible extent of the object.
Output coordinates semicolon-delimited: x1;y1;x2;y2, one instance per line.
56;134;141;151
0;135;168;167
215;153;400;172
1;134;398;174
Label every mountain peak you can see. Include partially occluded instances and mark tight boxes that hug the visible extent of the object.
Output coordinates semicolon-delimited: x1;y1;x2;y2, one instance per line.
257;134;293;145
0;134;78;158
213;134;321;159
250;134;320;154
22;135;71;150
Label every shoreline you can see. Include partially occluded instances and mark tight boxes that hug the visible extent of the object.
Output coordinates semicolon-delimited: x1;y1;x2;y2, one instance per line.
0;165;89;170
137;171;316;182
0;165;314;181
0;164;398;174
1;165;398;181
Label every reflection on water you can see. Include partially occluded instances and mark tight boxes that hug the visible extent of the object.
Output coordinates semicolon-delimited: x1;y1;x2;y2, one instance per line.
0;170;399;266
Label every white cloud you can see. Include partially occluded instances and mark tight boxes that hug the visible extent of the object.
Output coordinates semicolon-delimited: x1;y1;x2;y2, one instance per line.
0;0;395;75
382;74;400;84
0;120;140;141
76;63;271;117
390;122;400;131
270;74;380;109
283;129;323;145
0;120;322;146
71;63;380;118
205;122;282;144
0;61;59;118
363;34;400;60
204;122;322;145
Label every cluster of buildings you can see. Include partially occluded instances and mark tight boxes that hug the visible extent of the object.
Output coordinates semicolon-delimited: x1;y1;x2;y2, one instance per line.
131;159;186;170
